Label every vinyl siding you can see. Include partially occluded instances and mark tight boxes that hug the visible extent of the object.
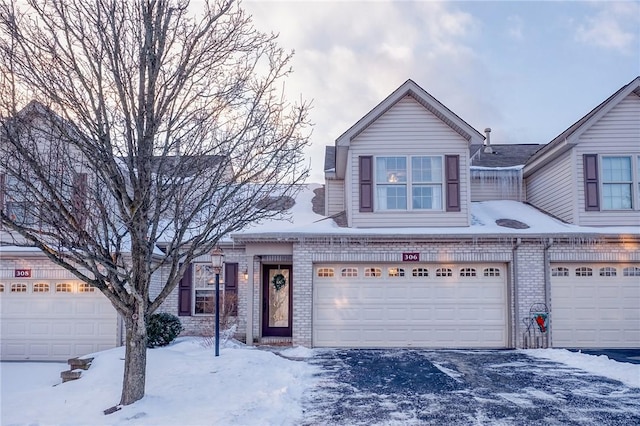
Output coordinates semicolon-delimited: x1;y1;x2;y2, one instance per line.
349;96;469;227
470;170;525;202
325;178;345;216
525;150;574;223
575;93;640;226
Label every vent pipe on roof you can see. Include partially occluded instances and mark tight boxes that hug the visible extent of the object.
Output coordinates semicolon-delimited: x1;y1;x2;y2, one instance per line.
483;127;493;153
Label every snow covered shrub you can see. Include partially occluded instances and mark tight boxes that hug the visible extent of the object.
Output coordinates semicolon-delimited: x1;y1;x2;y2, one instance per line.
147;312;184;348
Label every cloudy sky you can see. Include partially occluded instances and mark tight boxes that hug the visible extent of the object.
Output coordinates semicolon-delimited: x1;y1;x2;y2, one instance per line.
243;1;640;181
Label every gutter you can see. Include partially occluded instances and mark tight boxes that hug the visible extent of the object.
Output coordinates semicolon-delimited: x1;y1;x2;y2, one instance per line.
543;237;554;348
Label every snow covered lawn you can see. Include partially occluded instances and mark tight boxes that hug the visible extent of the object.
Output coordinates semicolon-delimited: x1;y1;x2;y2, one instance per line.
1;338;318;426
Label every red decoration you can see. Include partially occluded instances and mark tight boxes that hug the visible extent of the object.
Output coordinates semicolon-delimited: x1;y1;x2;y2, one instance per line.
535;315;547;332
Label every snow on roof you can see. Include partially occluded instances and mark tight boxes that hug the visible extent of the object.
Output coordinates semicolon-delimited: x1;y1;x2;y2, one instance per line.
234;185;640;240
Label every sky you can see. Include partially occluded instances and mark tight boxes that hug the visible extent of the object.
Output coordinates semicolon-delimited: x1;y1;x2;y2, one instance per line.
242;0;640;181
2;337;639;425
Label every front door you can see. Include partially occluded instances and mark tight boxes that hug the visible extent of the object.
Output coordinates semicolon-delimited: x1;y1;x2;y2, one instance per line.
262;265;292;337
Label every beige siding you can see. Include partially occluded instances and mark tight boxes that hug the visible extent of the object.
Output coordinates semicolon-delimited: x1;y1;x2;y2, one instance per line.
470;170;524;202
349;97;470;227
575;93;640;226
526;151;574;223
325;179;345;216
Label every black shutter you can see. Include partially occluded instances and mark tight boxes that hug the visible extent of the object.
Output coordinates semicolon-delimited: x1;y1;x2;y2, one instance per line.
224;263;238;315
359;156;373;212
178;264;193;316
583;154;600;211
445;155;461;212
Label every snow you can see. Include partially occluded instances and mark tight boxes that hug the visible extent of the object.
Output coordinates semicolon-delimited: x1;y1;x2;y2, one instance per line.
523;348;640;389
0;338;319;426
2;342;638;425
235;184;640;238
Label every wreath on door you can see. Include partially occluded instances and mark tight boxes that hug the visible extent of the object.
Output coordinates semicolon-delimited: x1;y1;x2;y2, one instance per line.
272;273;286;291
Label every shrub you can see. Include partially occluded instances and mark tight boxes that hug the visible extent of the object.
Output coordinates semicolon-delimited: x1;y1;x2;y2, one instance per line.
147;312;183;348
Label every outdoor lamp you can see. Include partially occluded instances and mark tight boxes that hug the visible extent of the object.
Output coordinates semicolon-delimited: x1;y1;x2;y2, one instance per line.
211;246;224;357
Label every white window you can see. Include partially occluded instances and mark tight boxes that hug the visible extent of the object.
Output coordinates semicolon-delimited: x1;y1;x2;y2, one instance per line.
376;157;407;210
341;267;358;278
436;268;453;277
599;267;617;277
602;156;632;210
56;283;73;293
575;267;593;277
623;266;640;276
552;267;569;277
460;268;477;277
364;267;382;278
317;268;334;278
78;283;95;292
193;263;224;315
33;283;50;293
412;267;429;277
388;267;405;277
411;156;443;210
195;290;214;314
11;283;27;292
483;268;501;277
375;156;442;211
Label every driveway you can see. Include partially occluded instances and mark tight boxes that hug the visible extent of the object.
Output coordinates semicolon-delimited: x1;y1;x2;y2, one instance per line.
301;349;640;425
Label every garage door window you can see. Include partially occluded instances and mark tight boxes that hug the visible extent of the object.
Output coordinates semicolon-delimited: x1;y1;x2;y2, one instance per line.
436;268;453;277
624;267;640;276
78;283;95;292
484;268;501;277
412;267;429;277
56;283;73;293
11;283;27;292
460;268;476;277
599;267;617;276
575;267;593;277
341;268;358;277
33;283;50;293
317;268;334;278
388;267;405;277
364;268;382;278
552;267;569;277
0;283;4;292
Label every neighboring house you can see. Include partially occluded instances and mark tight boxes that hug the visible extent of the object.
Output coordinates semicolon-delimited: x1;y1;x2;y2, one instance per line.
2;78;639;361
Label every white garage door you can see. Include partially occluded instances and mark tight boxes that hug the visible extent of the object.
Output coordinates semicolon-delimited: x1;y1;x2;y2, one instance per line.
551;263;640;348
0;280;119;361
313;263;508;348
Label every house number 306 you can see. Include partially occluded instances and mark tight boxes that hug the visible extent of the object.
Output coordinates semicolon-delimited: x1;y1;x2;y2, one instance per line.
14;269;32;278
402;253;420;262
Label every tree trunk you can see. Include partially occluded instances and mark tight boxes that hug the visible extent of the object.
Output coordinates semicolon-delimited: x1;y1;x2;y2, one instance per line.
119;302;148;406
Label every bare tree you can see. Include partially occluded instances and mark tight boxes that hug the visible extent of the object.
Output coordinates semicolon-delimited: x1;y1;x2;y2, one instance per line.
0;0;311;408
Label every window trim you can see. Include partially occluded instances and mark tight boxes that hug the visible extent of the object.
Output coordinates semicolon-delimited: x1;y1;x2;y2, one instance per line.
374;155;444;212
601;155;634;210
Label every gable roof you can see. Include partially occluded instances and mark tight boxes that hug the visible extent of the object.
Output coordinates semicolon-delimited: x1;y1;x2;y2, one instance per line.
524;76;640;176
471;144;543;168
332;79;484;179
336;79;484;147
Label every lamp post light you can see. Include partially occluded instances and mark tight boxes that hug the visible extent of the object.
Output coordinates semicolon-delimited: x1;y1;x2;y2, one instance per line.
211;246;224;357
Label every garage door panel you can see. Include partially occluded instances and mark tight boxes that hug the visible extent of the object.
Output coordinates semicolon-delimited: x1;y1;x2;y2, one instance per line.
313;263;507;348
551;263;640;348
1;282;118;361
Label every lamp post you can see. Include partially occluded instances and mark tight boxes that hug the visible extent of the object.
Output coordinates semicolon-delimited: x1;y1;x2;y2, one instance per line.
211;246;224;357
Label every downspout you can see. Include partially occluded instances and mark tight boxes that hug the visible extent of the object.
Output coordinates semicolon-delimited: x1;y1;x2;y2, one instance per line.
512;237;521;348
543;237;554;348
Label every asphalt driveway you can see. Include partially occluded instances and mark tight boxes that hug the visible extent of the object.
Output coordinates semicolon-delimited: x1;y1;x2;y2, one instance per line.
301;349;640;425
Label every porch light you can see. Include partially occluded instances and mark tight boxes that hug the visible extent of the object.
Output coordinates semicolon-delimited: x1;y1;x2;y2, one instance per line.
211;246;224;357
